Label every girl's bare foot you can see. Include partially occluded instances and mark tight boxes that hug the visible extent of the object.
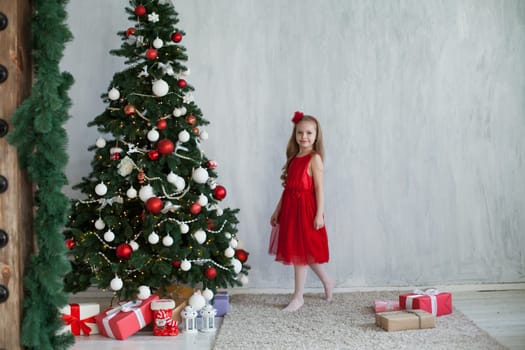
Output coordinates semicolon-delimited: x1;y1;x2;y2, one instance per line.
283;297;304;312
324;278;336;302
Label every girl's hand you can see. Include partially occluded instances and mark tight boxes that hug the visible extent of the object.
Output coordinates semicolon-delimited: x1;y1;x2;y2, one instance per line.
314;214;324;230
270;212;279;226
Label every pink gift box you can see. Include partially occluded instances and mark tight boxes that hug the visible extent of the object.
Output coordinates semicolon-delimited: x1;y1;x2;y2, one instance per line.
399;289;452;316
373;299;400;313
95;295;159;340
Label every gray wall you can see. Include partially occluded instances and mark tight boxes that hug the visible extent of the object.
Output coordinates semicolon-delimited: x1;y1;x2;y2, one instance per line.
62;0;525;290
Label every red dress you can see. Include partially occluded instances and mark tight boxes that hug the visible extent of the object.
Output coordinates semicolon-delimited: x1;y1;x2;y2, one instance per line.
269;153;329;265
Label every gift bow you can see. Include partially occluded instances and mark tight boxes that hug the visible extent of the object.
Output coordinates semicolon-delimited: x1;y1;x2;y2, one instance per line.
61;304;96;336
101;300;146;339
406;288;440;316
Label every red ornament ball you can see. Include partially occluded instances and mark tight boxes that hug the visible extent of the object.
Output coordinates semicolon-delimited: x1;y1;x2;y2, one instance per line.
207;160;217;169
116;243;133;260
171;32;183;43
235;249;249;263
135;5;147;16
213;185;227;200
148;149;159;161
146;197;163;214
172;260;181;268
124;104;136;116
146;48;158;60
126;27;136;37
65;239;76;250
204;267;217;279
157;139;174;155
190;202;201;215
157;119;167;130
185;114;196;125
192;127;200;135
177;79;187;89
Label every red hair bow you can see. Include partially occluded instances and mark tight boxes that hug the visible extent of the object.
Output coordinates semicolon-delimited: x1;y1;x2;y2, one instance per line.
292;111;304;124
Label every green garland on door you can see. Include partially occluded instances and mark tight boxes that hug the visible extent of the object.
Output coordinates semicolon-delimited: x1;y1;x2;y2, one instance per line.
8;0;74;349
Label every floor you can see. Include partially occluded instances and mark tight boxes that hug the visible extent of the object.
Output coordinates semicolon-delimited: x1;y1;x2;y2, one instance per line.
70;285;525;350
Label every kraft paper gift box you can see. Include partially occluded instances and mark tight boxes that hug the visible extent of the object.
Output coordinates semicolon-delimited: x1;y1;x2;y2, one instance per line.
373;299;400;313
95;295;159;340
165;284;194;323
375;310;435;332
59;303;100;336
399;289;453;316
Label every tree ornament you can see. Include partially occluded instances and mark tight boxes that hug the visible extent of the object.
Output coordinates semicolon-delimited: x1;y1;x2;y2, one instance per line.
96;137;106;148
205;267;217;279
65;239;76;250
103;230;115;242
185;114;196;125
124;104;136;116
172;260;181;268
193;229;206;244
189;291;206;311
162;235;174;247
190;202;202;215
157;138;174;155
180;106;187;115
202;288;214;301
110;146;123;161
153;37;163;49
130;240;139;251
231;258;242;274
95;182;108;196
148;231;160;244
239;274;249;286
139;184;155;202
213;185;227;200
197;193;208;206
108;87;120;101
207;160;217;169
177;79;187;89
224;246;235;258
95;218;105;230
137;285;151;300
171;32;183;43
148;149;159;161
199;130;209;140
146;197;163;214
192;127;200;135
147;128;160;142
179;223;189;234
152;79;169;97
146;48;158;60
178;130;190;143
157;119;167;130
230;238;238;248
192;167;209;184
135;5;147;16
147;12;159;23
207;218;215;230
116;243;133;260
117;156;135;177
180;259;191;271
235;249;249;263
110;276;124;291
126;27;136;37
172;107;183;117
137;169;145;184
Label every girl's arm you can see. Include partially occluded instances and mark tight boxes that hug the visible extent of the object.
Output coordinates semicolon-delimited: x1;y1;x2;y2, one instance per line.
270;196;282;226
311;153;325;230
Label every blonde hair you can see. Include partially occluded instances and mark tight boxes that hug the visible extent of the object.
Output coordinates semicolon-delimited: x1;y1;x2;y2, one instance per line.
280;115;325;185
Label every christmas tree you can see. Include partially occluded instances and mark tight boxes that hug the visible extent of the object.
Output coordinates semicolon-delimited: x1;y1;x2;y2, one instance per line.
64;0;249;300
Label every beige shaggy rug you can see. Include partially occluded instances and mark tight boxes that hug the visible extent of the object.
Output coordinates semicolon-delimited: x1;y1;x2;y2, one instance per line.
213;291;507;350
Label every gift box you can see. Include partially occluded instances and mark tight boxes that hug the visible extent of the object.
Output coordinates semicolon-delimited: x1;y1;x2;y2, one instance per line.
373;299;400;313
212;292;229;317
375;310;435;332
399;289;452;316
95;295;159;340
164;285;194;323
59;303;100;336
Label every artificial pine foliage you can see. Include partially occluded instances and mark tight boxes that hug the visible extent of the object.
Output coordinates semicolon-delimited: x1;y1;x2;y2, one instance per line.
8;0;74;349
64;0;249;300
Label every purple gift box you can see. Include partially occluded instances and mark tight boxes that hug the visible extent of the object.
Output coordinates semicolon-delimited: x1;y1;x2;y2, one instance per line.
212;292;229;317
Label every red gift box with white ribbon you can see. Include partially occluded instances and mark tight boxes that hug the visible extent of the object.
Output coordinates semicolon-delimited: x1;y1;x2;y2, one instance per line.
59;303;100;336
399;289;452;316
95;295;159;340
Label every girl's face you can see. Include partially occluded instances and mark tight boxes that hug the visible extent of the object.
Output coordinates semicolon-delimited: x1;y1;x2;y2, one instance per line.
295;120;317;151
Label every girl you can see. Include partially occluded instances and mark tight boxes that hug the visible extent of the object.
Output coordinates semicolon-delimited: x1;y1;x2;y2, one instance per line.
269;111;335;312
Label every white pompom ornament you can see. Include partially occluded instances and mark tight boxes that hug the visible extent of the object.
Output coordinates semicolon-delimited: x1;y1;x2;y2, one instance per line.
192;167;209;184
148;231;160;244
152;37;163;49
167;172;178;184
110;276;123;291
189;291;206;311
152;79;169;97
230;238;238;249
103;230;115;242
172;108;183;117
232;258;242;274
202;288;214;301
147;129;160;142
108;87;120;101
193;229;207;244
197;194;208;206
139;185;155;202
96;137;106;148
180;259;191;271
129;240;139;251
137;285;151;300
126;186;138;199
178;130;190;143
162;235;174;247
224;246;235;258
95;218;105;230
179;223;189;234
95;182;108;196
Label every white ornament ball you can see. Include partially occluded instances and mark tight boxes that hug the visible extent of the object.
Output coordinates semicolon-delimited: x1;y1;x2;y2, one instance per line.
230;238;238;249
179;223;189;234
180;259;191;271
178;130;190;143
232;258;242;274
224;246;235;258
224;232;232;239
180;106;187;115
162;235;174;247
129;240;139;251
152;79;169;97
173;177;185;191
148;231;160;244
139;185;155;202
198;194;208;206
137;285;151;300
147;129;159;142
95;218;105;230
126;186;137;199
172;108;182;117
216;207;224;216
239;274;249;285
167;172;178;184
108;87;120;101
189;291;206;311
103;230;115;242
95;182;108;196
193;229;206;244
192;167;209;184
110;276;123;291
199;130;209;140
202;288;214;301
152;37;163;49
96;137;106;148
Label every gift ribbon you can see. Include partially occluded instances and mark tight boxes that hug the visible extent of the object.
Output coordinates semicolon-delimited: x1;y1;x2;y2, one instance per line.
101;300;146;339
406;288;439;316
61;304;96;336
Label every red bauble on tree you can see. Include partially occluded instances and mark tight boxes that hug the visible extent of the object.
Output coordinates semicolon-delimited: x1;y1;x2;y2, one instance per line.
148;149;159;161
116;243;133;260
126;27;136;37
171;260;181;268
207;160;217;169
135;5;147;16
157;139;174;155
124;104;136;116
171;32;183;43
185;114;196;125
177;79;187;89
204;267;217;279
213;185;227;200
157;119;167;130
146;197;163;214
235;249;249;263
146;48;158;60
190;202;201;215
65;239;76;250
